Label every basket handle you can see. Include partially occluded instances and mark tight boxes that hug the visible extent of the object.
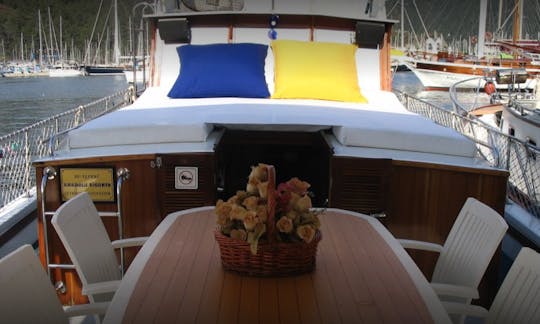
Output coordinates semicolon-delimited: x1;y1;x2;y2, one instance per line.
266;164;276;243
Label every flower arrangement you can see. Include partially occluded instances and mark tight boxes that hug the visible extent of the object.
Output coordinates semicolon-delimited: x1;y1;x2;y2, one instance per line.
215;163;321;256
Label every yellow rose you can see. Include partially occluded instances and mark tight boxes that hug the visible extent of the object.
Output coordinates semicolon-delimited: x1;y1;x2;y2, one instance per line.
276;216;294;233
246;178;259;194
242;196;259;211
287;192;301;210
215;199;232;218
248;163;268;182
257;181;268;199
230;204;247;221
285;209;298;220
297;224;316;243
294;195;312;212
256;205;268;223
243;210;259;231
286;177;310;194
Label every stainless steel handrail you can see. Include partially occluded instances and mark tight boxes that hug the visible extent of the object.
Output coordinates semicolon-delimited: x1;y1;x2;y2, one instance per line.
40;167;130;285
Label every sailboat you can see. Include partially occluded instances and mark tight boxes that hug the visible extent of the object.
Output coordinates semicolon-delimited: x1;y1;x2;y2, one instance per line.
48;12;83;77
407;0;540;90
84;0;125;76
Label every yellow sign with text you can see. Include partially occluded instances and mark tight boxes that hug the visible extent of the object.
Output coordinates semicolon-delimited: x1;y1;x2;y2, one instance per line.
60;168;115;202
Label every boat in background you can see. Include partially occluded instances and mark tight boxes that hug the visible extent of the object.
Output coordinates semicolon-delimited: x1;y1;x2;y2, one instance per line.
84;65;124;76
48;63;84;77
407;49;540;90
450;69;540;250
406;0;540;90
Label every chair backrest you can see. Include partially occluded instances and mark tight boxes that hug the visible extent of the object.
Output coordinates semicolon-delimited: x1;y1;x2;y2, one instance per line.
51;192;121;302
487;247;540;324
0;245;68;323
432;197;508;289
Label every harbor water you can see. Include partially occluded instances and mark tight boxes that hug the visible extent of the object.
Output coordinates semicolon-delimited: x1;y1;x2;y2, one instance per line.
0;75;129;137
0;71;451;138
0;71;490;139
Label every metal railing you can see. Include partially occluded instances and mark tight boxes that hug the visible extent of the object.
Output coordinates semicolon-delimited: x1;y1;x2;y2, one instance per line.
395;89;540;219
0;87;134;209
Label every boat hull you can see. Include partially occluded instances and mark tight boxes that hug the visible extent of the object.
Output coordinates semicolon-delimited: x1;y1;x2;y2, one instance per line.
410;61;539;90
84;66;125;75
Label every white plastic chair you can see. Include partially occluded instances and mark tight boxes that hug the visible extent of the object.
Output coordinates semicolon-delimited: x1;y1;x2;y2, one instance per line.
0;244;108;323
443;247;540;324
398;197;508;308
52;191;148;303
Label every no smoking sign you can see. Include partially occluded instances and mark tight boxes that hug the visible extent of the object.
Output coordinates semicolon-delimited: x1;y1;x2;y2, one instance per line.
175;167;198;190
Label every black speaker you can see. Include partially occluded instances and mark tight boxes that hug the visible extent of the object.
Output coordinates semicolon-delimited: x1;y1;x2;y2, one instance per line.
355;21;385;49
158;18;191;44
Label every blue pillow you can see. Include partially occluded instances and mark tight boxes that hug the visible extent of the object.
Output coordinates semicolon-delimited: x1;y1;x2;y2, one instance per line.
168;43;270;98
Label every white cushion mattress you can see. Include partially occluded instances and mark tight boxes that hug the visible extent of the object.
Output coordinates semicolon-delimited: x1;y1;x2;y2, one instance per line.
66;87;477;158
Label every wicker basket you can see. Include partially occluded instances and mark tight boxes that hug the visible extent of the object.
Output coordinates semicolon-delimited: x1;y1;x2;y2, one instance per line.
214;165;322;277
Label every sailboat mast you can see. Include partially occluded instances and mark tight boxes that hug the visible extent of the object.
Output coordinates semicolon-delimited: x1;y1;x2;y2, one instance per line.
59;16;63;63
20;32;24;61
400;0;404;49
477;0;488;58
38;10;43;67
512;0;522;43
113;0;120;66
48;7;54;64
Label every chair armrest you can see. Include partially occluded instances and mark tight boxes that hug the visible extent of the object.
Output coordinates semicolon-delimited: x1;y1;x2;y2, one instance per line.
63;302;109;317
431;282;479;299
441;301;489;319
82;280;121;295
111;236;148;249
397;239;443;253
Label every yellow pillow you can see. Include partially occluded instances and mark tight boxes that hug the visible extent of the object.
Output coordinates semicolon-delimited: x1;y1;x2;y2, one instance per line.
271;40;367;103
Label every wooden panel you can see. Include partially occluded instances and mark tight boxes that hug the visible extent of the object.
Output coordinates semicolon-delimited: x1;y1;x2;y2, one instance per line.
328;155;508;305
35;157;160;305
329;157;391;216
157;153;216;217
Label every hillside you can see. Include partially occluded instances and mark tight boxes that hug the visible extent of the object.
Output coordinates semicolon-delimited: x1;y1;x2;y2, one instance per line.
1;0;538;62
386;0;540;42
0;0;140;63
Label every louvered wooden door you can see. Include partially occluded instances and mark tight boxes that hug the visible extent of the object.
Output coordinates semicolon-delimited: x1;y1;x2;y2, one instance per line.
157;153;216;219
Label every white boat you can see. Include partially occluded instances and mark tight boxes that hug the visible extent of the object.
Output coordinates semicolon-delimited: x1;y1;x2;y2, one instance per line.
408;59;540;90
123;69;146;83
48;67;84;77
27;0;511;307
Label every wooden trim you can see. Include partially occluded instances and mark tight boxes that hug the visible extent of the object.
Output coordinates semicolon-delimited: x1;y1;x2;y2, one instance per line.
391;159;509;176
380;23;392;91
